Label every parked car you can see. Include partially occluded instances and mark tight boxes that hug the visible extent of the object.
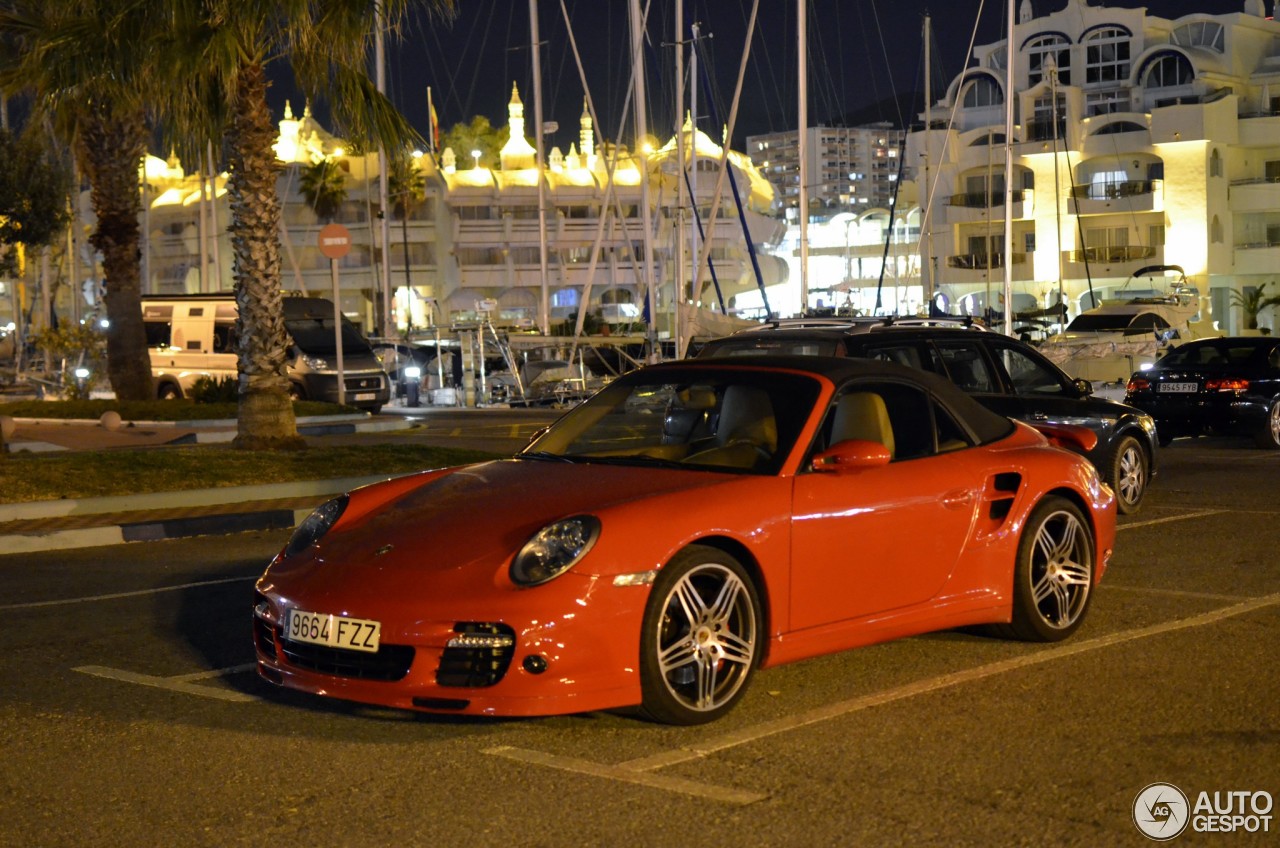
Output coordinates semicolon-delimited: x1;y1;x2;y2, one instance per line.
144;294;390;412
254;356;1116;725
1124;336;1280;449
697;321;1157;514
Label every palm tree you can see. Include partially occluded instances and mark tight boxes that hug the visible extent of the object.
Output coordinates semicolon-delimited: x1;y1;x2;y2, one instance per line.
299;156;348;223
388;151;426;323
1230;281;1280;331
0;0;157;401
158;0;455;449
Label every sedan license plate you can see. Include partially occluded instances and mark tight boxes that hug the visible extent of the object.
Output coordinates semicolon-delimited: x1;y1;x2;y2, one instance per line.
285;609;381;653
1158;382;1198;393
353;392;375;401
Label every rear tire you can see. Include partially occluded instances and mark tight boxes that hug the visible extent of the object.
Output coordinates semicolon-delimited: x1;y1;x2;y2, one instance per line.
639;545;761;725
1253;400;1280;450
1107;434;1148;515
157;383;182;401
1000;496;1095;643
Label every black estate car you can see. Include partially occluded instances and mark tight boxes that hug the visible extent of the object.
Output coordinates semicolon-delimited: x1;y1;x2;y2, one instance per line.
1124;336;1280;449
698;319;1158;514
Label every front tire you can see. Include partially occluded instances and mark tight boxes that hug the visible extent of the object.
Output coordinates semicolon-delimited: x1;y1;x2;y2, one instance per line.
1253;400;1280;450
639;545;761;725
157;382;182;401
1107;434;1148;515
1003;496;1095;642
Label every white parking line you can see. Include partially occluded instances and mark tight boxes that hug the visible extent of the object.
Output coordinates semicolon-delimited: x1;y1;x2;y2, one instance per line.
73;663;259;703
1100;584;1251;602
491;592;1280;805
0;576;255;611
1117;509;1225;531
483;745;767;805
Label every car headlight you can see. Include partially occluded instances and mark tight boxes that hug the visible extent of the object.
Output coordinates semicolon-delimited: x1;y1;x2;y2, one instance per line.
510;516;601;586
284;495;349;557
302;353;329;371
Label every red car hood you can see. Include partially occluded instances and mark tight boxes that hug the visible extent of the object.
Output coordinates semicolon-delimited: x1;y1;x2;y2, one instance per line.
277;459;733;588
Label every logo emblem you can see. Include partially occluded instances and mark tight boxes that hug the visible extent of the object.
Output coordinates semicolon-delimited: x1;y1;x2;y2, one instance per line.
1133;782;1190;841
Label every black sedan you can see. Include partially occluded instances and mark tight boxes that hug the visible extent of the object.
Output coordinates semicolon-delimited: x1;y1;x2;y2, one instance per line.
698;322;1158;514
1124;336;1280;449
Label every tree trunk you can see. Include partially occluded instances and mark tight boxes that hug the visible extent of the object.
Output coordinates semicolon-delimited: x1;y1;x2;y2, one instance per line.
226;61;303;450
78;107;154;401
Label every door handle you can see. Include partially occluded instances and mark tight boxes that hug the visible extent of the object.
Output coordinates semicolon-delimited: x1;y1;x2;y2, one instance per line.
941;489;974;509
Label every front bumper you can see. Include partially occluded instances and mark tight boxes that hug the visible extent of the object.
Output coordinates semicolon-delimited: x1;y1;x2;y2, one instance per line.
252;572;649;717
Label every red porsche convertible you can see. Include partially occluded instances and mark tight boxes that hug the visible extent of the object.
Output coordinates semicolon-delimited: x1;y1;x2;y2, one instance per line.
254;356;1116;725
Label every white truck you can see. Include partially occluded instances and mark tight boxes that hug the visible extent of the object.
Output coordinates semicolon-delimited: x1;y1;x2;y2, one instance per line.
142;294;390;412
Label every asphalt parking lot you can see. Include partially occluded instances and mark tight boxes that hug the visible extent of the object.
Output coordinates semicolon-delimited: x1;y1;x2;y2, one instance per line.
1;437;1276;846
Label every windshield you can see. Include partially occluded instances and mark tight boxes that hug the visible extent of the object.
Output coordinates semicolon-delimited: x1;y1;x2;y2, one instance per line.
286;317;374;356
522;367;822;474
1066;314;1133;332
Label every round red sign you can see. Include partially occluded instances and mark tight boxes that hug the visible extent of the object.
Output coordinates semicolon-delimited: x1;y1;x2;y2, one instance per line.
317;223;352;259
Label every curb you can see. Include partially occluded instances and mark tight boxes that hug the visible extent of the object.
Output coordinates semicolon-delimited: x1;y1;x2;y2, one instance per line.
0;473;394;555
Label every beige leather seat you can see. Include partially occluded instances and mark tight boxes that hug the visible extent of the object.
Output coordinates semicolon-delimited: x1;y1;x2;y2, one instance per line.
829;392;895;459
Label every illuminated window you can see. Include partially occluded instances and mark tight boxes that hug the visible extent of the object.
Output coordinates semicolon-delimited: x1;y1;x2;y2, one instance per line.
1085;27;1131;84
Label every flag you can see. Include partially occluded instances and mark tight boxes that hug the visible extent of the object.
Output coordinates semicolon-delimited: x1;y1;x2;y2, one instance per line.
428;88;440;155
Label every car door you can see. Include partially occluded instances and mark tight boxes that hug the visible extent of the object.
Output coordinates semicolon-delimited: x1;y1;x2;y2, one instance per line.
975;338;1100;433
788;380;980;631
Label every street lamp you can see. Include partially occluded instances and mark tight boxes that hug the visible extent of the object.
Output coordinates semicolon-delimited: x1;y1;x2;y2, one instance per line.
471;149;481;170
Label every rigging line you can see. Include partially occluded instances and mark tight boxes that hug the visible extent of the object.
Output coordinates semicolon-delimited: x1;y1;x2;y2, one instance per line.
915;0;986;266
557;0;644;340
866;0;901;127
682;167;727;314
739;0;790;135
692;3;771;317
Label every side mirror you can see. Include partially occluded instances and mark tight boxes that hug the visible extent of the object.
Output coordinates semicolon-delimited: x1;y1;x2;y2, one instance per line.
1072;378;1093;398
812;439;891;472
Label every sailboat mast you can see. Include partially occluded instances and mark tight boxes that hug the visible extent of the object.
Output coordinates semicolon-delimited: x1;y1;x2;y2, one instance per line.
690;23;700;309
629;0;659;357
674;0;685;355
797;0;809;315
529;0;551;335
922;14;933;312
1002;0;1015;336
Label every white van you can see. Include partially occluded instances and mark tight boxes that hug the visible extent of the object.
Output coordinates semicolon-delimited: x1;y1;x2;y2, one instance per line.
142;294;390;412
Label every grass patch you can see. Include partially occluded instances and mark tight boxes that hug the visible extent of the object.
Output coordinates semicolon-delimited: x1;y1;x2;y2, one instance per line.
0;444;498;502
0;398;357;421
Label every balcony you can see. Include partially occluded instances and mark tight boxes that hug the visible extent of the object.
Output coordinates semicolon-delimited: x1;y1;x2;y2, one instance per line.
1069;180;1161;215
943;189;1033;224
1232;242;1280;276
943;251;1031;283
1229;179;1280;214
1062;244;1159;277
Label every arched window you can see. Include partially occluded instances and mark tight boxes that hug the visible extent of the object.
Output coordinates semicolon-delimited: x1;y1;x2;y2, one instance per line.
1093;121;1146;135
1211;215;1223;244
1085;27;1131;84
1210;149;1223;178
962;77;1003;109
1172;21;1224;52
1144;52;1195;89
1027;34;1072;85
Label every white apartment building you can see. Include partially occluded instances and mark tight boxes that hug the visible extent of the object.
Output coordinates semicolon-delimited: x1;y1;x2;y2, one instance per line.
747;124;905;217
128;86;783;338
905;0;1280;332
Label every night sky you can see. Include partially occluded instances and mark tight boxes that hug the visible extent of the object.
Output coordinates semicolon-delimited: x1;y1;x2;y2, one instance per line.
268;0;1256;151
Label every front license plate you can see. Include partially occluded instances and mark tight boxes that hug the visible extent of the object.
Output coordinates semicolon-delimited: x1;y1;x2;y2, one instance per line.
285;609;381;653
1159;382;1198;393
353;392;375;401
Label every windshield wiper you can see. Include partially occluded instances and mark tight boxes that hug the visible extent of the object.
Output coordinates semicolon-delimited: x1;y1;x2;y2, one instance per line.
517;451;578;463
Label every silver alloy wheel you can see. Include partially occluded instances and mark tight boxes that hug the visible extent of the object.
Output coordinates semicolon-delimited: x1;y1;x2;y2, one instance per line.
653;561;757;716
1266;403;1280;448
1115;440;1146;511
1029;508;1092;630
